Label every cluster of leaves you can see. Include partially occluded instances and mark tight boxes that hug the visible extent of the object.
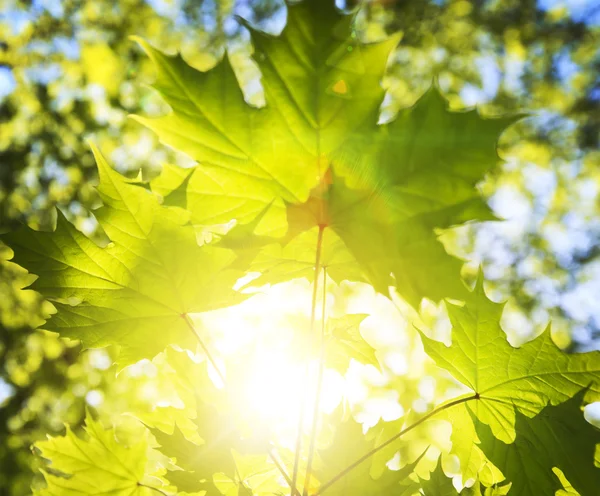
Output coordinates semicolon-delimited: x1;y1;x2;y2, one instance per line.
1;0;599;495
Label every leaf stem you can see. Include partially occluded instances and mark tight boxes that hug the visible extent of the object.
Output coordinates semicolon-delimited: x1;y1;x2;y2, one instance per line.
138;483;170;495
291;225;326;496
181;313;225;385
314;393;479;495
270;448;301;496
302;267;328;495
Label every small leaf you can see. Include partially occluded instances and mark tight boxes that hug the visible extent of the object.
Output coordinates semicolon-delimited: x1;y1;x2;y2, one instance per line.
325;314;379;373
419;457;510;495
419;458;463;496
315;415;425;495
36;413;163;495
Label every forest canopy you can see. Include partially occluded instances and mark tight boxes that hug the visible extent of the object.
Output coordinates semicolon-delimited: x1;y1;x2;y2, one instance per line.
0;0;599;495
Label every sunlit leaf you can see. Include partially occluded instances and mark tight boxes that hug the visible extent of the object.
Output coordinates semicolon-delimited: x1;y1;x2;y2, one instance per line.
419;271;600;488
473;389;600;496
214;451;281;496
315;415;425;495
419;457;510;495
139;0;517;306
2;147;247;367
35;413;163;495
152;349;272;494
325;314;379;373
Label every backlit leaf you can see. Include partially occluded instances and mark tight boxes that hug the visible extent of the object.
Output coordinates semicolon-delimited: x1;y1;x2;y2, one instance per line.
2;147;247;367
138;0;518;306
419;271;600;488
36;413;163;495
473;389;600;496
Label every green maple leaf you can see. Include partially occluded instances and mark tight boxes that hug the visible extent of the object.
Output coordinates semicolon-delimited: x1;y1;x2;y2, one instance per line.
315;416;426;495
213;452;281;496
243;227;363;288
153;422;233;495
418;272;600;489
1;147;247;367
153;348;272;495
137;0;517;306
419;458;510;496
473;389;600;496
35;413;163;495
324;314;379;373
419;458;467;496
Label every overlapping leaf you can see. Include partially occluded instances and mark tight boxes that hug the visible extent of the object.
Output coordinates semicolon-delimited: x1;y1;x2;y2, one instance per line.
315;416;425;495
472;389;600;496
153;422;235;495
152;348;272;495
324;314;379;373
138;0;518;306
1;147;247;367
213;452;281;496
35;413;164;495
419;458;509;496
418;272;600;488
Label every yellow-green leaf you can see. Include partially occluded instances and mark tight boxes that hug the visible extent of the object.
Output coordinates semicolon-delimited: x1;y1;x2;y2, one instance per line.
36;413;163;495
1;147;247;367
139;0;517;306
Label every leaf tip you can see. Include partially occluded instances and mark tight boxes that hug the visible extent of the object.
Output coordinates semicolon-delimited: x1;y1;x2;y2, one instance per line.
129;35;151;54
88;143;111;179
474;266;486;291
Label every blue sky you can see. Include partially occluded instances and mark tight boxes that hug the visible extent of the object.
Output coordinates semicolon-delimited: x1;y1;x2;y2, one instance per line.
539;0;600;24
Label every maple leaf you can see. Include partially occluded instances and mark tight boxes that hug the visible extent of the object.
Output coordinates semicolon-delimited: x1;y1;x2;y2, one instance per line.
473;388;600;496
314;415;426;495
1;146;247;367
244;227;363;288
419;458;510;496
153;421;235;495
418;271;600;487
137;0;518;306
213;452;282;496
35;413;164;495
136;0;397;231
324;314;379;373
153;348;272;495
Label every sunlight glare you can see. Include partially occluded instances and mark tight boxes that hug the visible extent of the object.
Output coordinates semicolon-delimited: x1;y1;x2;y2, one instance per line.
243;349;305;422
197;280;411;445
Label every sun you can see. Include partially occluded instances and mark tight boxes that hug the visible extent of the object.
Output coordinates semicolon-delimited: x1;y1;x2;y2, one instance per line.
243;347;306;422
198;280;347;443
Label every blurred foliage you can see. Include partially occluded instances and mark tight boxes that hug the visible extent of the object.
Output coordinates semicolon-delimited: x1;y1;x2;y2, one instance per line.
0;0;598;493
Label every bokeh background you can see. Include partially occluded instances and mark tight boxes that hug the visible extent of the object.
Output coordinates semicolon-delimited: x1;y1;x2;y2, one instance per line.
0;0;599;493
